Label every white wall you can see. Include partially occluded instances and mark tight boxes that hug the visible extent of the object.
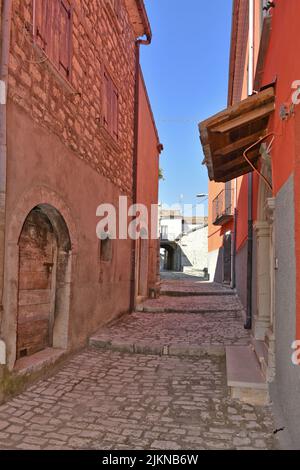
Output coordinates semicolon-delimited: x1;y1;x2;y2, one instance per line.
179;226;208;270
160;218;182;241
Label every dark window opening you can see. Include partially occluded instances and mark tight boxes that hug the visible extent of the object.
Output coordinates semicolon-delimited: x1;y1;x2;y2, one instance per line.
100;238;113;262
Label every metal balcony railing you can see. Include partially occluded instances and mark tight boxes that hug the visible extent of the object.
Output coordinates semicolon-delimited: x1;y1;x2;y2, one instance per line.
212;188;234;226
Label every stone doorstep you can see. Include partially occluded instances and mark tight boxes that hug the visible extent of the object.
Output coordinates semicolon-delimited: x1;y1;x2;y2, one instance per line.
14;348;66;376
89;336;225;358
226;345;269;407
160;290;237;297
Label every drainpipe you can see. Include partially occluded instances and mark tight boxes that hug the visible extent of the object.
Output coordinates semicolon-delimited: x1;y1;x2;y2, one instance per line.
0;1;13;357
231;175;238;289
130;33;151;312
245;0;254;329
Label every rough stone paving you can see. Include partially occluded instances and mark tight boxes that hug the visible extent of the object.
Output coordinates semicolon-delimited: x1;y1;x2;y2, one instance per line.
91;311;251;356
0;280;279;450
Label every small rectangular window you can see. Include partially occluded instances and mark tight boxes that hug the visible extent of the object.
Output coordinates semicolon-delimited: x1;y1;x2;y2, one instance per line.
161;226;168;240
100;238;113;263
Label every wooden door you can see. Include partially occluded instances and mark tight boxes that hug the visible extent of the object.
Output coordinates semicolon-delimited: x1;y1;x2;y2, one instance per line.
223;232;232;285
138;239;149;297
17;209;57;359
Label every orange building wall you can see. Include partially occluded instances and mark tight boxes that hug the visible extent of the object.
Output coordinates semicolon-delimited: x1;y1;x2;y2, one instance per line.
208;0;261;256
137;69;160;292
259;1;300;338
208;2;300;338
295;112;300;340
208;181;227;252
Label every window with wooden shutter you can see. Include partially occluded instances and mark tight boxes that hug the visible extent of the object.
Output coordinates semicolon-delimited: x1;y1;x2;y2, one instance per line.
59;0;72;78
34;0;72;81
114;0;122;19
34;0;49;50
103;71;110;130
112;87;119;140
47;0;60;69
102;69;119;142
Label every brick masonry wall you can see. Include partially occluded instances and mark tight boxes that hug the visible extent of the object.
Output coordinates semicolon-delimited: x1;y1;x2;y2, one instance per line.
9;0;136;195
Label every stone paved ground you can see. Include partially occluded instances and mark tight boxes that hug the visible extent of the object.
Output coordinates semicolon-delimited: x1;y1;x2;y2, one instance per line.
0;349;278;450
0;277;279;450
137;295;243;312
160;279;233;295
90;312;250;356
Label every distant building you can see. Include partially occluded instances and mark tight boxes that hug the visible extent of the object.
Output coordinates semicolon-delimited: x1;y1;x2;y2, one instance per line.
159;208;208;273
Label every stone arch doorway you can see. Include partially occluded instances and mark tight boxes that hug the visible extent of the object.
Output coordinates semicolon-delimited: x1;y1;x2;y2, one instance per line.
16;205;72;360
1;187;77;370
254;146;276;381
160;242;181;272
17;208;56;358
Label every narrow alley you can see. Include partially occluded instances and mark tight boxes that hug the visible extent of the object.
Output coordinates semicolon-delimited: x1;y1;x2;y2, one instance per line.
0;276;278;450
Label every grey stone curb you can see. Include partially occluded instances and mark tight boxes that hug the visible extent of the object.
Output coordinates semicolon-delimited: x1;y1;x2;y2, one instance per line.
160;291;236;297
89;337;225;358
136;306;242;314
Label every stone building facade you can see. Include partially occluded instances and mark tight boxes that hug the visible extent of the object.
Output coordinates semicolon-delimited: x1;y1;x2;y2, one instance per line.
0;0;160;398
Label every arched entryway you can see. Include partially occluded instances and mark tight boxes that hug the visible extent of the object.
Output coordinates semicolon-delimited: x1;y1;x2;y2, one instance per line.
16;204;72;361
160;241;181;272
17;208;57;358
1;187;77;370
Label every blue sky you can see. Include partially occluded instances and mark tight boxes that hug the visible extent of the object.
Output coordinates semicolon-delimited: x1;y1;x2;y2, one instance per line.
140;0;233;213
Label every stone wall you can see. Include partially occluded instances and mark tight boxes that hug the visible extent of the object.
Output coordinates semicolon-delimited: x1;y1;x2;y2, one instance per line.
180;226;208;271
9;0;136;194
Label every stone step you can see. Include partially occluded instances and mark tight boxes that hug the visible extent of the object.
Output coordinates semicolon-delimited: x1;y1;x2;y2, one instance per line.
226;345;269;406
89;335;225;358
160;290;236;297
137;305;241;314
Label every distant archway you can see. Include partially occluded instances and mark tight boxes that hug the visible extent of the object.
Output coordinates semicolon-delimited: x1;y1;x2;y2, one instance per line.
160;242;178;271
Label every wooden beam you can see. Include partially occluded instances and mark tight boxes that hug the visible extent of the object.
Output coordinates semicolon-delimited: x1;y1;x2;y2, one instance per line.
199;86;274;138
210;102;274;134
214;129;267;158
214;162;259;182
215;155;259;178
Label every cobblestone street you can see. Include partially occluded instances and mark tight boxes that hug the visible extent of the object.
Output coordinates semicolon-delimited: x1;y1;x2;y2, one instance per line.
0;278;279;450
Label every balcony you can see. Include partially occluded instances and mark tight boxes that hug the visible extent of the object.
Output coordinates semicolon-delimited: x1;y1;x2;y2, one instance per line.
212;188;234;226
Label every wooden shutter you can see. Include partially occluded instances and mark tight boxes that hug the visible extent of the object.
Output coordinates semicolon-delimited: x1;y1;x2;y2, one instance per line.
47;0;60;68
114;0;122;19
59;0;72;78
103;71;110;130
112;86;119;140
34;0;48;50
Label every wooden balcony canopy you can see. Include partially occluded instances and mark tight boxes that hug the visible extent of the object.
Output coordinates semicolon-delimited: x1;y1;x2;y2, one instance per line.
199;86;275;182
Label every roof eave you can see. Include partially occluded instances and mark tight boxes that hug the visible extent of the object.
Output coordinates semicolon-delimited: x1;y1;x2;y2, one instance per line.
124;0;152;42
